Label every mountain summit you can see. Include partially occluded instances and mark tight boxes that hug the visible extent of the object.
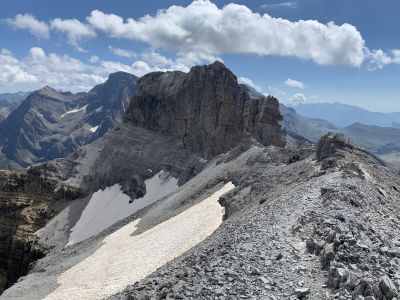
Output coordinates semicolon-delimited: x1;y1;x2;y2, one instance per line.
127;61;284;158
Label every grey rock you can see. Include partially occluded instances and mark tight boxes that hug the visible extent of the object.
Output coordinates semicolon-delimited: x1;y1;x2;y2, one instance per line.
379;276;398;299
126;61;284;159
321;243;336;268
294;287;310;298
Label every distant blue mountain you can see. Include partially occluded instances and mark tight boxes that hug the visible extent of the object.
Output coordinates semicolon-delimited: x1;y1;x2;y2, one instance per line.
295;102;400;128
0;91;30;104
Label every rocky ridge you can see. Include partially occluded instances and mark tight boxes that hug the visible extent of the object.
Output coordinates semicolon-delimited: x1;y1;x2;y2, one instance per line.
108;134;400;300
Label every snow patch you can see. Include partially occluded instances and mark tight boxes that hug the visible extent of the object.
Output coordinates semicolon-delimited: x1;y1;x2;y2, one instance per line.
95;106;103;112
67;170;179;246
89;125;99;133
44;182;234;300
60;104;88;118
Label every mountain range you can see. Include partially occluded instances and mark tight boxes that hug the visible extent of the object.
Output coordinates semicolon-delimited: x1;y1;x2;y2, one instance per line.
281;104;400;170
1;62;400;299
0;72;137;168
295;102;400;128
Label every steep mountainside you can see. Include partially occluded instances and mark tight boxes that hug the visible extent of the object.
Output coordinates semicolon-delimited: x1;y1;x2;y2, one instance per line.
295;102;400;128
0;72;137;168
0;170;83;293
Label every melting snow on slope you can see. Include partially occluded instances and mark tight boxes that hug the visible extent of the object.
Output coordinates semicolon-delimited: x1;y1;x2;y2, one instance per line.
44;182;235;300
60;104;88;118
89;125;99;133
67;170;179;246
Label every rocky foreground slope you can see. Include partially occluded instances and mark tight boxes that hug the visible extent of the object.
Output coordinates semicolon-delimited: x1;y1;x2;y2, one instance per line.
107;134;400;300
2;133;400;300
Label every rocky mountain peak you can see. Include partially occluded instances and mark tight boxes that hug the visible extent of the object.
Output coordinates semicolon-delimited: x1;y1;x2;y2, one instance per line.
108;71;138;82
126;61;285;158
187;60;238;85
41;85;55;91
37;85;57;95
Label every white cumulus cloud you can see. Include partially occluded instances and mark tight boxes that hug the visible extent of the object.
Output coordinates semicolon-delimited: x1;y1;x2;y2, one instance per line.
238;77;262;93
290;93;306;103
284;78;304;89
261;1;297;9
50;18;97;51
0;46;221;92
86;0;365;67
366;48;400;70
108;46;137;58
6;14;49;39
0;49;38;84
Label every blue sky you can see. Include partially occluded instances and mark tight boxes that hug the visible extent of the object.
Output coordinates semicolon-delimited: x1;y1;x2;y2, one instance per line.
0;0;399;112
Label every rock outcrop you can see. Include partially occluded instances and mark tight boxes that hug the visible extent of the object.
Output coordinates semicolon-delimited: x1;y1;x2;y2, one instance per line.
126;61;284;158
0;170;83;293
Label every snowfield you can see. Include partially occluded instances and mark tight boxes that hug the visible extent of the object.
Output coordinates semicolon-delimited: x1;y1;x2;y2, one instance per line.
67;170;179;246
60;105;88;118
89;125;99;133
42;182;234;300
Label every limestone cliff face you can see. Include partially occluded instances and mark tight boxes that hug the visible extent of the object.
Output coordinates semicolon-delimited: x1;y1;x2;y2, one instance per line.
0;170;83;293
126;61;285;158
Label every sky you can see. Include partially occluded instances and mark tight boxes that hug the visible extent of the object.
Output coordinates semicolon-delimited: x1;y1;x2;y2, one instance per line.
0;0;399;112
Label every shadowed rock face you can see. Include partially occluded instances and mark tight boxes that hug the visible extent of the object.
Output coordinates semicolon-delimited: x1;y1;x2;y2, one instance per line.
0;170;83;293
126;61;284;158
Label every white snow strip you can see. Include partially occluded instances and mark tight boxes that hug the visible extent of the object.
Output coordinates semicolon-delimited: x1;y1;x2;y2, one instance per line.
44;182;234;300
60;104;88;118
95;106;103;112
67;171;179;246
89;125;99;133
